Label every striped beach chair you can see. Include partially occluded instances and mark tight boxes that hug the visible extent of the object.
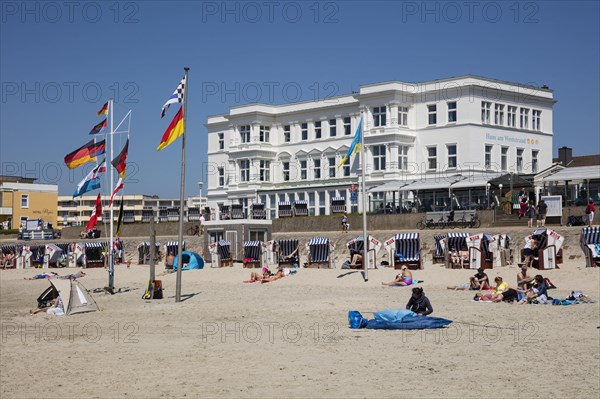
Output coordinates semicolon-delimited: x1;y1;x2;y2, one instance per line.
346;236;365;268
165;241;185;258
394;233;422;270
243;241;262;268
444;232;470;269
580;227;600;267
293;200;309;216
278;201;293;218
432;235;445;264
467;233;494;270
306;236;333;268
217;240;232;267
84;241;106;268
521;228;563;270
137;242;161;264
277;239;300;267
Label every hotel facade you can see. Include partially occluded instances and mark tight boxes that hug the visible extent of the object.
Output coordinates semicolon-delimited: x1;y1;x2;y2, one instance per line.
205;75;555;216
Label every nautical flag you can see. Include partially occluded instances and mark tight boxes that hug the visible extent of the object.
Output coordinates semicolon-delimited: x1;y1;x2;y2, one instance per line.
64;139;106;169
86;193;102;231
157;106;184;151
115;198;124;237
73;160;106;197
161;76;186;118
110;177;124;205
111;139;129;178
337;117;363;167
89;119;107;135
97;102;109;115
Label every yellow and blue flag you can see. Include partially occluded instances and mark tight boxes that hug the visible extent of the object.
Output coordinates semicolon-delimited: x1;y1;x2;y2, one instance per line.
338;117;363;167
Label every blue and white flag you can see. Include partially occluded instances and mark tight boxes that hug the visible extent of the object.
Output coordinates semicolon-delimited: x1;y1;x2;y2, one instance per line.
338;117;363;167
73;160;106;197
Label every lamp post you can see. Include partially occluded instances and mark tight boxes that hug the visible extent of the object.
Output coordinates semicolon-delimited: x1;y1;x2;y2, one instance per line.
499;184;503;210
486;183;491;209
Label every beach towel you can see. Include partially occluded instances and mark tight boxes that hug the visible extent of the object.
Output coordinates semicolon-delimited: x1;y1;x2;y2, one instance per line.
388;279;424;286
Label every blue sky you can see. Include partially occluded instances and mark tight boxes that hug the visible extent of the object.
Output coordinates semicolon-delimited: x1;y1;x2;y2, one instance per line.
1;0;599;197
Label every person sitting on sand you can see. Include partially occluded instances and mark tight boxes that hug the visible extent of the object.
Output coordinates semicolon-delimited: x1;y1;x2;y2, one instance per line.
30;297;64;315
469;267;490;290
382;266;413;286
522;275;549;304
165;252;175;269
517;264;534;300
2;251;15;269
406;287;433;316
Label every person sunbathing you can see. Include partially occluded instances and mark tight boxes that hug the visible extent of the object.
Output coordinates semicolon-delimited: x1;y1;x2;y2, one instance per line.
448;247;462;268
517;264;534;300
248;267;272;282
165;252;175;269
261;268;286;283
2;251;15;269
347;249;363;269
382;266;413;286
470;268;490;290
283;247;299;261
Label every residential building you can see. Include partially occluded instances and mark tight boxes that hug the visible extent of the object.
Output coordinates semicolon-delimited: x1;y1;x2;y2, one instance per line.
0;176;58;228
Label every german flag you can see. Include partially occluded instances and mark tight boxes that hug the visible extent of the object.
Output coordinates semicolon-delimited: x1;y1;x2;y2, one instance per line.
89;119;107;135
97;101;109;115
157;106;184;151
64;139;106;169
111;138;128;178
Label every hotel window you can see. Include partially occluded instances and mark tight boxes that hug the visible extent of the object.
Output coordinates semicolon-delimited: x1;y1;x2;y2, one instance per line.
318;191;325;215
495;104;504;125
327;157;335;177
532;110;541;131
447;102;457;123
427;104;437;125
532;150;539;173
301;123;308;140
343;158;350;177
516;148;524;172
507;106;517;127
259;160;270;182
314;159;321;179
398;106;408;126
398;145;408;170
283;125;291;142
501;146;508;172
447;144;457;169
240;125;250;143
343;117;351;135
308;192;315;216
520;108;529;129
485;145;493;169
282;162;290;181
21;194;29;208
259;126;270;142
373;106;387;127
481;101;491;124
240;159;250;182
373;145;386;171
328;157;336;178
218;133;224;150
329;119;337;137
427;146;437;170
300;160;307;180
218;167;225;186
314;121;322;139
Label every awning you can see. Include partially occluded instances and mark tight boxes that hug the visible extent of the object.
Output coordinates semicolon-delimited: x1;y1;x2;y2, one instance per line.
543;165;600;182
400;175;464;191
450;174;491;189
368;180;416;193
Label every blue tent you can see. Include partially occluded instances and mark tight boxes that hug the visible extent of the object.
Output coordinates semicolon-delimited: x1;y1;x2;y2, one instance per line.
173;251;205;270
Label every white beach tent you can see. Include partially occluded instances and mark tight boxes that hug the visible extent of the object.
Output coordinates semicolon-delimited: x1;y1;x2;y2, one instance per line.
38;279;99;315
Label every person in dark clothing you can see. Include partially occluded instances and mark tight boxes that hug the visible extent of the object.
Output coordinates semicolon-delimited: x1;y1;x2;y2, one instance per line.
406;287;433;316
537;199;548;227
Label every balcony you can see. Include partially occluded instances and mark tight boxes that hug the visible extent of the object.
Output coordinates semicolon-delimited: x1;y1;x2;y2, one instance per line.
0;207;12;215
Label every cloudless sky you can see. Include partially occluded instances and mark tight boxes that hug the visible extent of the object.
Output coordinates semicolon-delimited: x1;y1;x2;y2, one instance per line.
1;0;599;197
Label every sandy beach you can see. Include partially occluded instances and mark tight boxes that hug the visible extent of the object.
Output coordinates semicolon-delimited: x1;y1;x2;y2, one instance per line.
1;227;599;398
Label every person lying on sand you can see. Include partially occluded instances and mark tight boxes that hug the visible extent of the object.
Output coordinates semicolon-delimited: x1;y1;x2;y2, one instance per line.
247;267;273;283
382;266;412;286
261;267;287;283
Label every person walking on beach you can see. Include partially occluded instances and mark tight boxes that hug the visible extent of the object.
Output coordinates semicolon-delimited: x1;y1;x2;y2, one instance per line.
586;199;595;227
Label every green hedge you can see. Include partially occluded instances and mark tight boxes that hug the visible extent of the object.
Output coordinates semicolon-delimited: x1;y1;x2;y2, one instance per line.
0;229;19;235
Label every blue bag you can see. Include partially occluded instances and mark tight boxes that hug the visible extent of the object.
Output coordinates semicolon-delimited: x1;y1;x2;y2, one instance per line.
348;311;368;329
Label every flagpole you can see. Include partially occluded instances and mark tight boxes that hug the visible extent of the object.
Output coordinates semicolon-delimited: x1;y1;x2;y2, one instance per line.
175;67;189;303
108;98;115;293
360;112;368;282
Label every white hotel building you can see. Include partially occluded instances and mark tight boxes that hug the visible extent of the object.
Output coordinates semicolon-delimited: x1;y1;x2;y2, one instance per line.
206;75;555;216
